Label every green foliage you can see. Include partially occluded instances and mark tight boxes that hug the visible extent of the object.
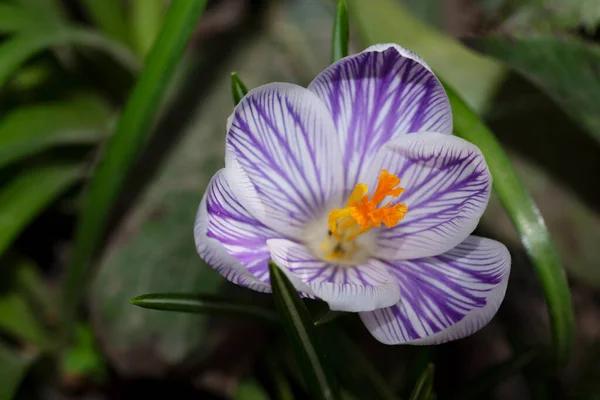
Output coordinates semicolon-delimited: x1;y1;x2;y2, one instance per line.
0;165;82;257
130;0;166;57
64;0;209;333
234;380;271;400
0;95;112;169
409;364;435;400
231;72;249;106
82;0;131;47
0;292;49;351
331;0;349;63
474;34;600;144
447;84;575;365
60;323;107;384
347;0;506;113
269;262;339;400
130;293;277;323
0;342;38;400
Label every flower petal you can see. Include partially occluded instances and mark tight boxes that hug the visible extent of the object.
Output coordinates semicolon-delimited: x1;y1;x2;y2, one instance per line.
194;169;278;292
225;82;344;239
308;43;452;190
370;132;492;259
267;238;401;312
360;236;510;345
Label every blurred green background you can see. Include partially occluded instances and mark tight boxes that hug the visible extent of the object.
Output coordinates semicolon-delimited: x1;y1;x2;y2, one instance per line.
0;0;599;399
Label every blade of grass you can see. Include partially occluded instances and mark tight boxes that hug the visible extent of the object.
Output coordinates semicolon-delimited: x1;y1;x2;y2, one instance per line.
82;0;131;48
0;164;82;257
0;27;139;89
62;0;208;341
269;262;339;400
446;83;575;365
129;293;278;323
409;364;435;400
130;0;166;58
331;0;349;63
322;327;398;400
231;72;249;106
0;95;112;169
0;342;38;400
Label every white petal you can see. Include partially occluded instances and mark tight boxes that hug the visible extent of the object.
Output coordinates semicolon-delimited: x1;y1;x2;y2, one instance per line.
308;43;452;191
369;132;492;259
360;236;511;345
194;169;277;292
267;238;400;312
225;82;344;239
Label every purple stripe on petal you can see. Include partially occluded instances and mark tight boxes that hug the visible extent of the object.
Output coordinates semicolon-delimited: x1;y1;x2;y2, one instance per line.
368;132;492;260
308;44;452;191
194;169;279;291
225;83;344;240
360;236;511;345
267;238;400;312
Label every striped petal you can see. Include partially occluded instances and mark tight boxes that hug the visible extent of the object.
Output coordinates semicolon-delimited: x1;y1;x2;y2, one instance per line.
370;132;492;260
194;169;278;292
360;236;511;345
308;43;452;191
267;238;400;312
225;83;344;240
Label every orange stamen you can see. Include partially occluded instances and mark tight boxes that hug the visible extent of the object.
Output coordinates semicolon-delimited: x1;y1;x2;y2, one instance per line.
328;169;407;241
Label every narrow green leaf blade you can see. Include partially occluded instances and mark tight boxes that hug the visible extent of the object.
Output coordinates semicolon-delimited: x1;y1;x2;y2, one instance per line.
0;28;138;89
0;342;38;400
409;364;435;400
82;0;131;47
331;0;349;63
446;84;575;365
234;379;271;400
0;3;39;33
322;327;398;400
0;95;112;169
0;292;50;350
231;72;249;106
0;165;81;257
269;262;339;400
130;293;277;323
130;0;166;57
63;0;208;336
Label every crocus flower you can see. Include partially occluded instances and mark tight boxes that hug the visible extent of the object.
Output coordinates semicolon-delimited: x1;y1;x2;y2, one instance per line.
195;44;511;344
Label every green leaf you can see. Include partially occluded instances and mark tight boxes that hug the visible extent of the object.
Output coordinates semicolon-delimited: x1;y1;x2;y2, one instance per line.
60;323;107;384
129;293;277;323
322;327;398;400
473;34;600;145
500;0;600;33
331;0;349;63
0;3;40;33
0;342;38;400
0;165;82;257
0;95;112;169
409;364;435;400
130;0;166;58
347;0;506;113
269;262;339;400
82;0;131;47
446;84;575;366
0;28;139;89
0;292;50;350
64;0;208;336
446;347;540;400
231;72;249;106
266;350;295;400
234;379;271;400
313;310;344;327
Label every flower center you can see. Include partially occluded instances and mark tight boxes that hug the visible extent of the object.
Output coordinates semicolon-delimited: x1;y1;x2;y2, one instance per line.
317;169;408;263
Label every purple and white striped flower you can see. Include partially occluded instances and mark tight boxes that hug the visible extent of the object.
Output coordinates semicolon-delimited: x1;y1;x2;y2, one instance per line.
194;44;511;345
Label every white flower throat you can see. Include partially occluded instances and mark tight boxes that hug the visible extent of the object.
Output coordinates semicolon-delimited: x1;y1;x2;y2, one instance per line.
306;170;408;264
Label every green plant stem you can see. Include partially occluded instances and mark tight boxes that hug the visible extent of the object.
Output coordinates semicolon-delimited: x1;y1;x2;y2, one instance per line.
446;84;574;366
62;0;208;344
